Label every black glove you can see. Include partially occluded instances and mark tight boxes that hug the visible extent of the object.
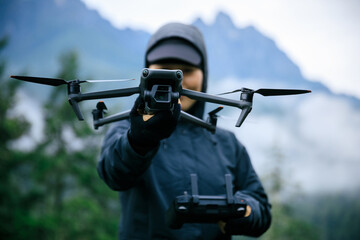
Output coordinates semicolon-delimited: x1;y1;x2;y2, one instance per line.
128;97;180;154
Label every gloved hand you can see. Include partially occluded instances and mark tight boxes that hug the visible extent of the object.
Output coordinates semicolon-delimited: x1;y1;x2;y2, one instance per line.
128;96;181;154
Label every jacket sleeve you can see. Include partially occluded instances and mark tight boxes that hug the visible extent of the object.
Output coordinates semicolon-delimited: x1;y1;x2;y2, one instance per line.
97;121;158;191
225;135;272;237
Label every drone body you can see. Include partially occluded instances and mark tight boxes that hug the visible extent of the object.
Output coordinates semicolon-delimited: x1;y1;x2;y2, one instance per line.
11;69;311;132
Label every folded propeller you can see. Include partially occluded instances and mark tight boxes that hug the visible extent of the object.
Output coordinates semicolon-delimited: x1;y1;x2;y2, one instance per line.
219;88;311;96
10;75;138;121
10;75;135;86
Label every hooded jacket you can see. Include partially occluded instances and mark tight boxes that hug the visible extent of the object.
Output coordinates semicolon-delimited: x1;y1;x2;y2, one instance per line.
97;23;271;240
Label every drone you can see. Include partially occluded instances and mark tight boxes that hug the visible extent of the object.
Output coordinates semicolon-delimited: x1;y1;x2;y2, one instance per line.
11;68;311;133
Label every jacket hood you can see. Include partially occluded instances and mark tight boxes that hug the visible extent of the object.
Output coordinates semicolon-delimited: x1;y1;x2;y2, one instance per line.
145;23;208;119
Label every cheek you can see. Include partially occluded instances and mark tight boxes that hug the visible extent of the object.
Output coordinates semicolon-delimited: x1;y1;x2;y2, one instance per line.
180;96;196;111
182;72;203;91
193;79;202;91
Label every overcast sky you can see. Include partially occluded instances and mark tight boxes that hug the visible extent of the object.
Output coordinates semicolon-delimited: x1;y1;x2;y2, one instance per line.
80;0;360;98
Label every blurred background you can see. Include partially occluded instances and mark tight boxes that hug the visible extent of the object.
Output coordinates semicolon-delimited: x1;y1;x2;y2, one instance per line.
1;0;359;239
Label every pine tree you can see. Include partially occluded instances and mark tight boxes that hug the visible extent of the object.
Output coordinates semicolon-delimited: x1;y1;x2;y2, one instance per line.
1;47;120;239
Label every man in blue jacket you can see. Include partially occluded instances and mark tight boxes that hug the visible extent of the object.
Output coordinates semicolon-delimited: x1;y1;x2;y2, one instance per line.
97;22;271;239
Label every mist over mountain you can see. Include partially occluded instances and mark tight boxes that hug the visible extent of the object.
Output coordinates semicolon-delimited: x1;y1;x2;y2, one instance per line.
195;13;303;80
193;12;329;93
2;0;328;93
1;0;360;194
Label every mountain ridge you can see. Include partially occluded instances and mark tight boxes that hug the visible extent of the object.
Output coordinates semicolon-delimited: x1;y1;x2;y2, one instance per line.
0;0;357;105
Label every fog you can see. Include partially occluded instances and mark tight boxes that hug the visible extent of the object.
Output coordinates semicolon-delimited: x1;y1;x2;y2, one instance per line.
211;78;360;194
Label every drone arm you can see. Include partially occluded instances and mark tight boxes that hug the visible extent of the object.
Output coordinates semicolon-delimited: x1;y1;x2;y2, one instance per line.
93;110;216;132
181;89;244;109
70;86;140;102
93;110;131;129
180;111;216;133
67;87;139;121
182;89;254;128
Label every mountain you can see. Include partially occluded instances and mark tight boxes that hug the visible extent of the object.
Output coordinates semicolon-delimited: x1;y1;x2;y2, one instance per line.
0;0;150;79
195;12;304;81
193;12;327;92
1;0;328;93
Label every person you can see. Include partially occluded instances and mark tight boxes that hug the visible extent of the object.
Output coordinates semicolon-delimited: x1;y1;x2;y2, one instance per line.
97;22;271;239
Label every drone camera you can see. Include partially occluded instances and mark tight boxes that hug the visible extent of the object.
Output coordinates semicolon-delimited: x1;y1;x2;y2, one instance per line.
154;85;171;101
140;68;182;113
143;85;175;111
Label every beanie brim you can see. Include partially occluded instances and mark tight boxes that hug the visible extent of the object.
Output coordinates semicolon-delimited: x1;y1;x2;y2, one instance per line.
146;38;202;68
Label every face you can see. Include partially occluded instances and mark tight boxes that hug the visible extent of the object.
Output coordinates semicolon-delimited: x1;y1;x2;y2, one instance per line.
149;63;203;111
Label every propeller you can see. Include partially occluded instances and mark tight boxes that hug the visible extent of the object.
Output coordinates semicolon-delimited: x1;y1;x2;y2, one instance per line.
218;87;311;127
84;79;136;83
218;87;311;96
10;75;68;86
10;75;136;121
10;75;135;86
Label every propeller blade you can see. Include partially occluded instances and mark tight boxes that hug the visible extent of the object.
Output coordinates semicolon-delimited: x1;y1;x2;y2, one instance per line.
255;88;311;96
10;75;68;86
217;89;243;95
85;78;136;83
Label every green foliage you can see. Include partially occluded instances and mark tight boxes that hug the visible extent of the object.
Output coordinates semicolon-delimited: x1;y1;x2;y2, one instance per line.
232;144;360;240
0;38;29;146
260;201;320;240
0;36;32;239
294;192;360;240
257;142;320;240
0;46;120;239
231;143;321;240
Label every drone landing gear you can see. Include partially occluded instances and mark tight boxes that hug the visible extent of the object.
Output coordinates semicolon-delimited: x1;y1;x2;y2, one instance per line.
92;101;130;130
92;102;224;133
